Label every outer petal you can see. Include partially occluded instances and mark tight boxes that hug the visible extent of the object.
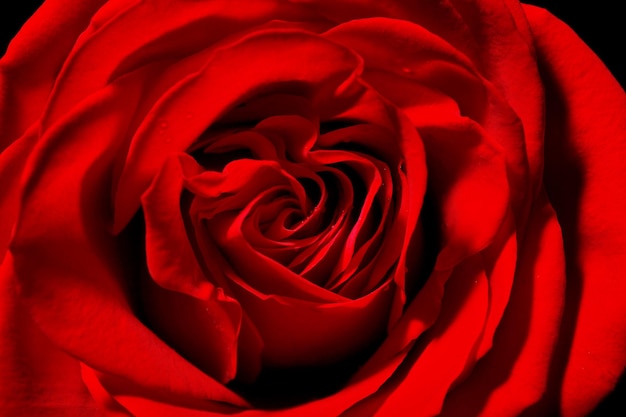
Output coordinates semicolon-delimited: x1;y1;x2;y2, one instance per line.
9;77;247;410
0;51;101;409
448;0;545;198
439;193;566;417
524;5;626;417
0;258;105;417
0;129;37;261
0;0;106;149
0;133;104;415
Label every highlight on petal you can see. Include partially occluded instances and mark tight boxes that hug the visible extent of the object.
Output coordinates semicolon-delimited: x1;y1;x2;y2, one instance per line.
524;5;626;416
439;194;566;417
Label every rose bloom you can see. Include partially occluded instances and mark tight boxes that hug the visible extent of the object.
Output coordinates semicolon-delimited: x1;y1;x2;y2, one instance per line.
0;0;624;416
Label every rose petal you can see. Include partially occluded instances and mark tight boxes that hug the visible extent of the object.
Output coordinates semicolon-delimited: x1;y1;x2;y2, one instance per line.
0;128;38;261
225;274;395;369
142;153;207;295
114;29;364;232
449;0;545;196
439;193;566;417
324;17;485;121
140;274;252;385
325;16;534;224
10;79;247;408
524;6;626;416
0;255;104;417
422;120;510;270
293;0;477;61
142;152;268;383
81;365;239;417
0;0;105;149
40;0;298;129
358;255;490;417
473;212;517;358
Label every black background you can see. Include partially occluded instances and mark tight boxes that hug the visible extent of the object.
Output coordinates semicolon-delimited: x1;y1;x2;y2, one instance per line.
0;1;623;416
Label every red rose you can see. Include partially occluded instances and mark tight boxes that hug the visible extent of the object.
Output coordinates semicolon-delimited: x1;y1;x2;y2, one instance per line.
1;1;624;416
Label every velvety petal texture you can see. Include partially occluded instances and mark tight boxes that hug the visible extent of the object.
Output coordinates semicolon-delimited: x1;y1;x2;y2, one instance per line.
525;6;626;416
0;0;624;416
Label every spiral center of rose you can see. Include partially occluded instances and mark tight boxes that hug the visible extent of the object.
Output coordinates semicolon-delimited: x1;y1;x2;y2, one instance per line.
183;92;401;295
138;79;421;396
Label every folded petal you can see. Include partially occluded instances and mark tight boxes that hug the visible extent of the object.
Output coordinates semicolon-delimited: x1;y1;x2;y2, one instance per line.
0;255;105;417
0;0;105;149
524;6;626;416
